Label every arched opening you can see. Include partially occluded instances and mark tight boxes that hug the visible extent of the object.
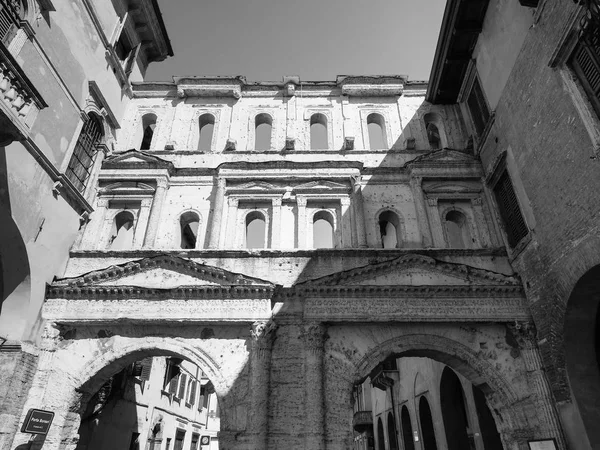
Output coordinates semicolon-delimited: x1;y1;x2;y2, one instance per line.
440;367;470;450
444;210;470;249
377;417;385;450
198;114;215;151
472;385;504;450
140;113;157;151
310;113;328;149
180;212;200;249
419;396;438;450
401;406;415;450
367;113;386;150
313;210;334;249
109;211;135;250
565;264;600;449
378;210;401;249
388;411;399;450
66;113;104;193
74;355;220;450
245;211;266;249
255;114;272;150
424;113;444;150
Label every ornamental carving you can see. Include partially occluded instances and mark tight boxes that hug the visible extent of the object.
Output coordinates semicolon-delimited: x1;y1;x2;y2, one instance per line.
251;320;277;352
507;321;537;349
300;322;327;353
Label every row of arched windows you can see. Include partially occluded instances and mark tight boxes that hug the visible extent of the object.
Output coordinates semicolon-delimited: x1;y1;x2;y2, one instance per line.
104;206;474;251
136;111;446;151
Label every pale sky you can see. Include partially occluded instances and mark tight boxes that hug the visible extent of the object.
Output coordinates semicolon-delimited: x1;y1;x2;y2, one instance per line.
147;0;447;82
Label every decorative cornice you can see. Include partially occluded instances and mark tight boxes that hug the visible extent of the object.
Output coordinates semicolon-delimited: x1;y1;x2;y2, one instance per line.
103;149;175;172
288;284;524;298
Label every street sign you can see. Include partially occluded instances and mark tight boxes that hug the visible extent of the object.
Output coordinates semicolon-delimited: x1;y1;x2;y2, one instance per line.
21;409;55;435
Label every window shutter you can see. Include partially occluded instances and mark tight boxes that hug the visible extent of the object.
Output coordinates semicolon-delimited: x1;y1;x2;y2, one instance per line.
570;39;600;116
198;386;205;411
125;43;141;77
140;357;153;381
178;374;187;399
189;380;197;405
168;373;178;395
493;171;528;248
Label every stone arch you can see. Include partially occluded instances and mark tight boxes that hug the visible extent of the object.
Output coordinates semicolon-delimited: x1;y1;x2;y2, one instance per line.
18;336;237;450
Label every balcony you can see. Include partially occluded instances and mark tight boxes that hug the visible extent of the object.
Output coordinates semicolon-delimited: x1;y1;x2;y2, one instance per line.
353;410;373;433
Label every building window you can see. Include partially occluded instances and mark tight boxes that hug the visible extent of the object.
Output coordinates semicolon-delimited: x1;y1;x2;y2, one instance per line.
114;32;140;77
132;357;153;381
466;76;490;137
177;373;187;399
444;210;470;249
367;113;386;149
0;0;25;46
164;359;181;393
188;380;197;406
313;210;334;248
424;112;444;150
190;434;199;450
180;212;200;249
378;210;401;248
245;211;266;249
401;406;415;450
569;33;600;116
255;113;272;150
198;113;215;151
419;396;438;450
174;430;185;450
140;113;157;150
493;170;528;248
310;113;328;149
388;412;399;450
109;211;135;250
66;113;104;193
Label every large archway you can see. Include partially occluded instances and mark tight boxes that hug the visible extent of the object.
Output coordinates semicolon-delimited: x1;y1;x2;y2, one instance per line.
565;264;600;449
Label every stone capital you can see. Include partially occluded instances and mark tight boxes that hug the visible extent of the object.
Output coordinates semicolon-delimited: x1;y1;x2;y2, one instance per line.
272;197;282;207
410;176;423;187
427;196;438;207
340;197;351;207
217;177;226;189
296;196;307;207
228;197;239;207
141;198;153;208
507;321;537;349
301;322;328;354
472;196;483;205
251;320;277;353
96;198;110;208
156;178;169;190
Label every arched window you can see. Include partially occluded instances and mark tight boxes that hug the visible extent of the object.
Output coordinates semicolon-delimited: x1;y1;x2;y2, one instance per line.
440;367;471;450
472;385;504;450
401;406;415;450
378;210;401;248
109;211;135;250
424;113;445;150
140;113;157;150
198;114;215;151
66;113;104;193
419;396;438;450
367;113;386;150
313;210;334;249
444;210;471;248
377;417;385;450
388;411;399;450
245;211;266;249
180;212;200;249
310;113;328;149
255;114;272;150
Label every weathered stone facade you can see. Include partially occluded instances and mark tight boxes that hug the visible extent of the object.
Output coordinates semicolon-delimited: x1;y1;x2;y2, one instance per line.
8;75;567;450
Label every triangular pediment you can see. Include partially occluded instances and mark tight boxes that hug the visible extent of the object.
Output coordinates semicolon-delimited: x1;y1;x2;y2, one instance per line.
404;149;477;168
299;254;520;288
234;181;278;190
295;180;348;190
103;150;173;170
53;255;274;289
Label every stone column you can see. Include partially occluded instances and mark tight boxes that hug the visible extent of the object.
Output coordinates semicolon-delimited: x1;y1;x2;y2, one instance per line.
135;198;153;248
340;197;353;248
225;197;239;249
271;197;282;249
351;176;367;247
409;176;433;247
208;177;226;249
79;198;109;249
249;320;277;450
506;322;567;450
302;322;327;450
297;196;307;249
143;178;169;247
425;196;445;247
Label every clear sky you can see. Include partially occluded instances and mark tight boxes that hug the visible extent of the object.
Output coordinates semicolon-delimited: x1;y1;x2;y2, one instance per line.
146;0;447;83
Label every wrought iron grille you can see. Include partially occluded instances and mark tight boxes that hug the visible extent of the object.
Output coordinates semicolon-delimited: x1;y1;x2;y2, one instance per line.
493;171;528;248
66;115;103;193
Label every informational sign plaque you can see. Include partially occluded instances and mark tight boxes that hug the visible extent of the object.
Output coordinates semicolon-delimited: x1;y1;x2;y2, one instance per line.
21;409;55;435
528;439;557;450
200;435;210;446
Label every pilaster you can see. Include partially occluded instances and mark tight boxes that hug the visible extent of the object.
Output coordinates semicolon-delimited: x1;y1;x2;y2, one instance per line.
208;177;226;249
340;197;352;248
409;176;433;247
271;197;283;249
225;197;239;249
135;198;152;248
351;176;367;248
425;196;445;247
297;196;307;249
143;178;169;247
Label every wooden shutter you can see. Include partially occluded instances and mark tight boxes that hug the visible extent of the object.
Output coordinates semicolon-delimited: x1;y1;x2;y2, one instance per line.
570;38;600;117
125;43;141;77
178;373;187;399
493;171;528;248
168;373;179;395
140;357;153;381
189;380;197;405
198;386;205;411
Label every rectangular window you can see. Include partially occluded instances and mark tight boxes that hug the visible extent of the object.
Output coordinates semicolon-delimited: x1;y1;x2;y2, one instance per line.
177;373;187;399
190;434;199;450
493;170;528;248
174;430;185;450
569;34;600;117
0;1;19;45
188;380;197;406
467;76;490;136
66;115;103;193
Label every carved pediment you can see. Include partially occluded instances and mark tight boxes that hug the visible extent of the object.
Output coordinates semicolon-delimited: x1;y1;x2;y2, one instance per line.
299;254;521;288
98;181;156;195
404;149;477;168
295;180;348;191
233;181;278;191
52;255;274;290
103;150;173;170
